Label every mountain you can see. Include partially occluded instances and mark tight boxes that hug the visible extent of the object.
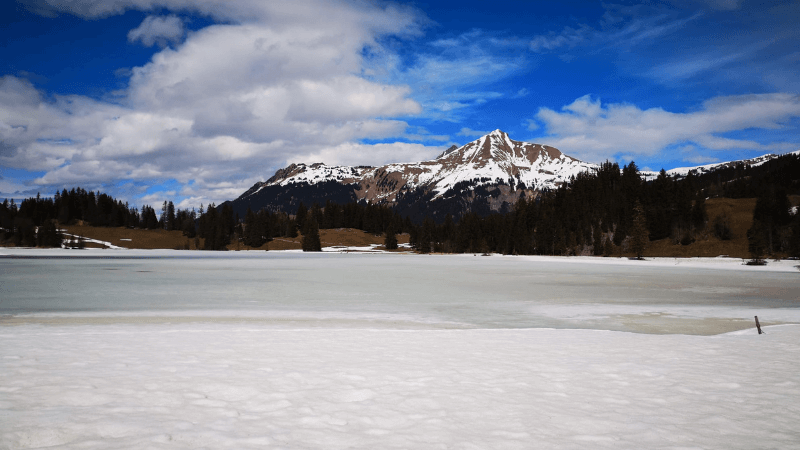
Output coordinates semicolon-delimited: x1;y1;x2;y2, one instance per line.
226;130;596;221
223;129;798;222
645;151;800;179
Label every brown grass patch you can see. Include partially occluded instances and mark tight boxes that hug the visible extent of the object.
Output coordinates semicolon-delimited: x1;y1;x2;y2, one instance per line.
62;225;200;250
233;228;409;251
61;225;408;252
633;197;755;258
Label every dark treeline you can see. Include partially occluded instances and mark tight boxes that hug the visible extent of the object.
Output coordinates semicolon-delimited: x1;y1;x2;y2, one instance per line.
404;158;800;258
4;151;798;255
692;152;800;198
0;188;198;247
202;199;410;251
405;161;687;255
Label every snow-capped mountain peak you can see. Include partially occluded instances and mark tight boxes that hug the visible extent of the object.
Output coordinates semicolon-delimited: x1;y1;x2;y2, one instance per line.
228;132;797;220
240;131;596;207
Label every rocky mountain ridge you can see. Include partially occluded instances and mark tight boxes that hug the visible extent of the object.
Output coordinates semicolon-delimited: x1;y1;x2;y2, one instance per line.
226;130;797;221
239;130;595;205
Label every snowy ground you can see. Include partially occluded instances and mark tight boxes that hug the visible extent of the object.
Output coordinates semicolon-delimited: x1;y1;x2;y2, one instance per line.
2;250;799;449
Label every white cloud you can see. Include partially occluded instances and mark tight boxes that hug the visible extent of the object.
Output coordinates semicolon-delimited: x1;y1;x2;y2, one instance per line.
128;15;184;47
1;1;431;207
289;142;443;167
533;93;800;163
684;155;719;164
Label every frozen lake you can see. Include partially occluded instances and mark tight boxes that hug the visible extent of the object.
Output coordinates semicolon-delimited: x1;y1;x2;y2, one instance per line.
2;249;799;334
2;249;800;449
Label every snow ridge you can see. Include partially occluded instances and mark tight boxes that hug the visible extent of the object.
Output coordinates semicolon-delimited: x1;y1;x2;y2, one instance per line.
247;130;598;204
242;132;797;206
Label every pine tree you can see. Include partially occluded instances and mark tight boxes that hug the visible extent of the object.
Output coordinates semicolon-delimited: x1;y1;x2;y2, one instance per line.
301;217;322;251
603;236;613;257
384;225;398;250
592;223;603;256
160;201;168;229
295;202;307;231
691;196;707;231
36;219;62;248
167;201;176;231
789;215;800;258
747;219;767;263
629;200;649;260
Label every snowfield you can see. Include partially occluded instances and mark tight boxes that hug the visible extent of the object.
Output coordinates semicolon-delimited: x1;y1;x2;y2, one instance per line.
1;250;799;449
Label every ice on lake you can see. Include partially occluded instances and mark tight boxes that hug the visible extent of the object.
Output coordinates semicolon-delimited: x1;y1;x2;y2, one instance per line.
1;249;799;449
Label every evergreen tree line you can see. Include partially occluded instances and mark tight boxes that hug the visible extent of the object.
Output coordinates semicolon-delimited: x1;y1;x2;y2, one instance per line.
693;152;800;199
404;161;799;258
747;186;800;259
220;200;409;251
0;188;198;247
3;152;797;256
403;161;695;255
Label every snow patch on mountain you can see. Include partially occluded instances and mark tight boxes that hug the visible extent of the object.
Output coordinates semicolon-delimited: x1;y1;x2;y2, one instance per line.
643;150;800;180
239;131;798;209
247;130;598;204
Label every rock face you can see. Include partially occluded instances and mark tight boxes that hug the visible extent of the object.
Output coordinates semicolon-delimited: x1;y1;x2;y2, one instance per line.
226;130;598;222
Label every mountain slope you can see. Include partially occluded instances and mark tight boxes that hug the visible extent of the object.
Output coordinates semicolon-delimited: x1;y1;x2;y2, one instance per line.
225;130;797;222
230;130;596;219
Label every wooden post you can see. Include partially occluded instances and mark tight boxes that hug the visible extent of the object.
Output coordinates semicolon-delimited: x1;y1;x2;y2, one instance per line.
755;316;762;335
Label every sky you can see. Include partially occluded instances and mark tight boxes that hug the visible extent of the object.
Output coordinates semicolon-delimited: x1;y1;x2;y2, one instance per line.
1;0;799;209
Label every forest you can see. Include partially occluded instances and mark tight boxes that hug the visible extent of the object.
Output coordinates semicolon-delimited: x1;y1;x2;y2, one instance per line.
2;153;799;258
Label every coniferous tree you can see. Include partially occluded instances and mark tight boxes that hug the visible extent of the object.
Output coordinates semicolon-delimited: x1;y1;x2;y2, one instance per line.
160;201;168;229
629;200;649;259
788;214;800;258
166;201;176;231
384;225;398;250
295;202;308;231
181;209;197;238
301;217;322;251
13;217;35;247
712;208;733;240
592;223;603;256
603;236;613;257
36;219;62;248
747;219;767;263
691;196;707;231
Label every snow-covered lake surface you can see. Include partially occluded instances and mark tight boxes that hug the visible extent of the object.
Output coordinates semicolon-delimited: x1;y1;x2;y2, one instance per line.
2;249;799;448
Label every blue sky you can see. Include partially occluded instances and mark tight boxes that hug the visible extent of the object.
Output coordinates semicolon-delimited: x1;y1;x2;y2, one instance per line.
1;0;799;208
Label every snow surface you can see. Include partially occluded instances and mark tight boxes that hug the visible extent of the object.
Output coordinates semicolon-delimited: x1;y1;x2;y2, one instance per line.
2;250;800;449
2;324;799;449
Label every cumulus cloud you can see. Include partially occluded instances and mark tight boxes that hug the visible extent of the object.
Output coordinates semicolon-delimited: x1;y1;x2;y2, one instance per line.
1;1;441;206
533;94;800;163
289;141;446;168
127;15;184;47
